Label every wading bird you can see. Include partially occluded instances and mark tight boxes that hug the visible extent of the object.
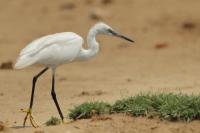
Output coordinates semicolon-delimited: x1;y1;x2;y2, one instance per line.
15;22;134;128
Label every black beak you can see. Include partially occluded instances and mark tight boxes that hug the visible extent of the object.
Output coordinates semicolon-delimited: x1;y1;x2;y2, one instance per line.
108;29;134;43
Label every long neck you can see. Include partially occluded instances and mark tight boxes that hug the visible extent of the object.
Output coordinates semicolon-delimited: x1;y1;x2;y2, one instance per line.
78;27;99;60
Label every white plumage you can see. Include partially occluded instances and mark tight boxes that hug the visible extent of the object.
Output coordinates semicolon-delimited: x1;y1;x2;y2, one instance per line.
15;32;83;69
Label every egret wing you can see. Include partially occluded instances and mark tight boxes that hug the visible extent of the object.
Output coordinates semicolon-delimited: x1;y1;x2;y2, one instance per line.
20;32;83;56
15;32;83;69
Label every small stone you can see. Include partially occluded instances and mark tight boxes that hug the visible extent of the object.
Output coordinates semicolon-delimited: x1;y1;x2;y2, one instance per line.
80;91;90;96
0;61;13;69
182;22;196;30
89;8;109;20
155;43;168;49
59;3;76;10
0;121;5;131
101;0;113;5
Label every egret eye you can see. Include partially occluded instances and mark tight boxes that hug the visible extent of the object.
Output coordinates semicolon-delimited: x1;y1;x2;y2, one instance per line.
106;29;134;42
107;29;114;34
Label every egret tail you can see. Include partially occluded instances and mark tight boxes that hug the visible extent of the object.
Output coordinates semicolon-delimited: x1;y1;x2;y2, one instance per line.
15;55;37;69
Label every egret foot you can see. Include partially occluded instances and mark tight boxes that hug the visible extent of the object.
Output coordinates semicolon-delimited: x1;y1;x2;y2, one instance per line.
21;109;39;128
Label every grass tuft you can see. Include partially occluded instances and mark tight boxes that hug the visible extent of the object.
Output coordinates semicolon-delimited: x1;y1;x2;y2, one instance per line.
45;116;61;126
69;102;111;120
69;93;200;121
112;94;155;116
153;93;200;121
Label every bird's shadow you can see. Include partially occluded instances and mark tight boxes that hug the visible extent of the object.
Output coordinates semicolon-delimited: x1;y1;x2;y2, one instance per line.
10;125;32;129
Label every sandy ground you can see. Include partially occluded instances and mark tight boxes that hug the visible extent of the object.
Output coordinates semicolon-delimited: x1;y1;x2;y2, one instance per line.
0;0;200;132
2;114;200;133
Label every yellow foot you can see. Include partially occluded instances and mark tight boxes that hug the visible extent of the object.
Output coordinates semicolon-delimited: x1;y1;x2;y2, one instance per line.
21;109;39;128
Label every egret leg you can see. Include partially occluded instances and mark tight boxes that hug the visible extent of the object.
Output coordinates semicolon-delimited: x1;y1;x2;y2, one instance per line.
22;67;48;128
51;71;64;122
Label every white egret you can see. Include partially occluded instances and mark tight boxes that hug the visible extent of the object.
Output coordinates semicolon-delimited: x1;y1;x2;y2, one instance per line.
15;22;134;128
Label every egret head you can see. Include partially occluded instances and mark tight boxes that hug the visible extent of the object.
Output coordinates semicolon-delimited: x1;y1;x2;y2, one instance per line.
94;22;134;43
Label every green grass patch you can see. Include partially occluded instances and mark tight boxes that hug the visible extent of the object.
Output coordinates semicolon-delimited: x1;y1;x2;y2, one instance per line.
69;102;111;120
68;93;200;121
45;116;61;126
